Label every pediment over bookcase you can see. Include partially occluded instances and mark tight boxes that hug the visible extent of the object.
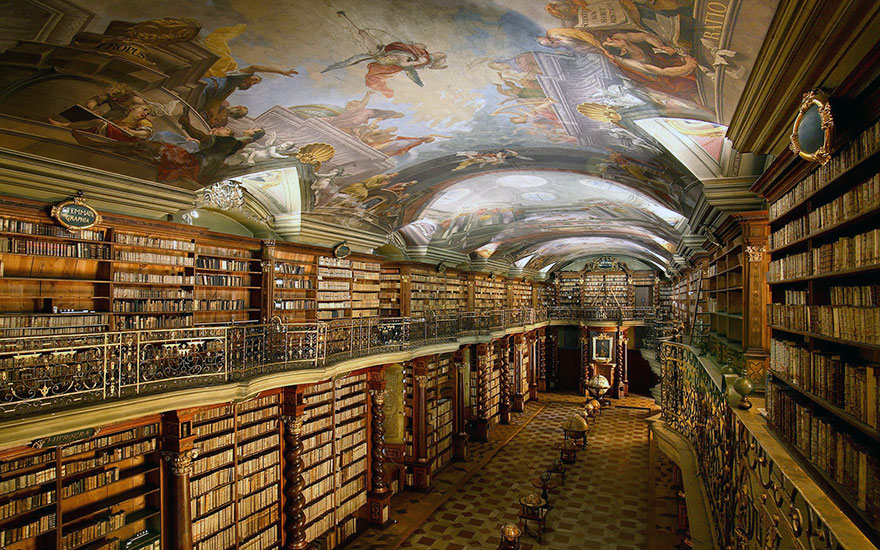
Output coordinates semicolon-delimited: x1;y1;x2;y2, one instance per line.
581;256;629;274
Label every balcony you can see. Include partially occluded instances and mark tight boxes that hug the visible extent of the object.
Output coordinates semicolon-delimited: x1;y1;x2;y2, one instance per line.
0;307;658;419
657;341;874;550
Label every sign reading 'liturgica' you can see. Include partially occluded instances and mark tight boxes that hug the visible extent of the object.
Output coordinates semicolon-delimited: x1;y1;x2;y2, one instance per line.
51;192;102;232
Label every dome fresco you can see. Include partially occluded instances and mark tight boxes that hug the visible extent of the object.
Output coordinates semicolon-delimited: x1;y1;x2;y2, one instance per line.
0;0;779;270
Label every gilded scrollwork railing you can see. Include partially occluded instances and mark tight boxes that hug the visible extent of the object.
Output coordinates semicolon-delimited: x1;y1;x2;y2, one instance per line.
0;307;659;418
661;341;862;550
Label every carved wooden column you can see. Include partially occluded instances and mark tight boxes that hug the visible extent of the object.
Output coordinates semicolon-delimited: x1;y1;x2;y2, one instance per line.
162;449;198;550
474;343;490;442
735;211;770;386
366;369;392;526
580;327;591;396
452;348;470;460
537;328;547;392
161;410;197;550
527;332;538;401
281;416;307;549
498;339;511;424
409;358;432;489
615;326;629;398
511;334;525;412
281;387;307;549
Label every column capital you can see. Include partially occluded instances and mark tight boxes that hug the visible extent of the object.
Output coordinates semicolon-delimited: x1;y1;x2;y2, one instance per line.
162;449;199;477
281;415;305;437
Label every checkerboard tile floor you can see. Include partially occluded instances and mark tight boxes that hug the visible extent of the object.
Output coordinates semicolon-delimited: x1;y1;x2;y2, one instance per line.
349;394;671;549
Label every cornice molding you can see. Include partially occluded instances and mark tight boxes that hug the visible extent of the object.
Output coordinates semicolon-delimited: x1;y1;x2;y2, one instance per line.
727;0;880;155
294;215;389;253
0;147;194;219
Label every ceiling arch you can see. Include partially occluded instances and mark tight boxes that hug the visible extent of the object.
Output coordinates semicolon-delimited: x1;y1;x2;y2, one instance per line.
0;0;780;270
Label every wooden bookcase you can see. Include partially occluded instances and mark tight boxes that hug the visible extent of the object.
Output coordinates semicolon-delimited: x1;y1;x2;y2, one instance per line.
472;274;505;311
194;237;263;326
408;266;466;316
556;273;580;308
509;279;532;309
189;391;282;550
316;257;352;322
761;113;880;538
706;238;744;365
350;261;380;319
378;266;401;317
0;418;163;550
332;373;367;546
582;272;632;308
300;380;335;546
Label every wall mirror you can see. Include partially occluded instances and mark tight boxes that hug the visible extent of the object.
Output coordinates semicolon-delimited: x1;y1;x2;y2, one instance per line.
790;89;833;165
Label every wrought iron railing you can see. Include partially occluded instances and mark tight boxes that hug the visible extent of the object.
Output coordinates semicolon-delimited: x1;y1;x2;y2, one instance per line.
660;341;864;550
0;307;657;418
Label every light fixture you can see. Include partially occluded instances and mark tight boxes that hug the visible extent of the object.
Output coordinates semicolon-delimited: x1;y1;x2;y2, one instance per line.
190;210;199;218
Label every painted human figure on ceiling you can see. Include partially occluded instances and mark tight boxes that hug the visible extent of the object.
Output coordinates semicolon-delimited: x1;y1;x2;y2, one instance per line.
322;11;447;98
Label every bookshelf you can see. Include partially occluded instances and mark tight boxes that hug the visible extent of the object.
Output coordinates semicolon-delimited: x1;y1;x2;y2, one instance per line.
706;238;744;365
582;272;632;308
0;215;112;338
403;355;454;489
112;230;196;331
413;267;466;315
473;275;505;311
316;257;352;321
509;280;532;309
194;238;262;326
556;273;580;308
762;113;880;539
350;261;380;319
300;380;335;546
0;419;163;550
487;343;501;424
333;373;367;545
271;249;317;323
379;266;401;317
190;392;282;550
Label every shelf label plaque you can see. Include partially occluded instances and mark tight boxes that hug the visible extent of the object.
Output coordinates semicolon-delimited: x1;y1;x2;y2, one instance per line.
51;193;102;231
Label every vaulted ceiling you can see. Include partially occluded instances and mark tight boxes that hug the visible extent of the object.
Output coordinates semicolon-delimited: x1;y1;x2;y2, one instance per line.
0;0;781;274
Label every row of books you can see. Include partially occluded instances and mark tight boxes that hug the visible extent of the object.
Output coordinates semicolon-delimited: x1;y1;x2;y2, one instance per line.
61;425;159;458
192;503;233;542
0;489;54;520
118;315;193;330
776;305;880;345
0;218;104;241
768;228;880;281
198;245;255;260
191;483;233;519
240;524;278;550
771;338;879;427
196;257;253;271
61;467;119;498
0;451;55;474
192;449;233;477
62;439;156;476
275;262;311;275
114;272;193;285
190;467;233;498
238;484;278;518
275;278;314;289
318;268;352;279
195;299;248;312
113;288;192;299
113;300;193;313
1;237;110;259
318;257;351;268
769;117;880;219
771;173;880;249
116;251;193;266
831;284;880;307
317;280;350;291
61;510;125;549
196;274;249;286
0;313;108;330
114;233;194;252
238;450;279;479
274;299;316;310
238;433;279;460
0;511;56;545
194;525;234;550
767;385;880;526
237;466;277;497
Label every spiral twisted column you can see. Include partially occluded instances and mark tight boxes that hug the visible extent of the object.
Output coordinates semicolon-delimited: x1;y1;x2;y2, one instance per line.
498;340;511;424
282;415;307;550
369;388;389;495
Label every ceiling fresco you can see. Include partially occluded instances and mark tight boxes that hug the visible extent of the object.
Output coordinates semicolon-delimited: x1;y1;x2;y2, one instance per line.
0;0;779;271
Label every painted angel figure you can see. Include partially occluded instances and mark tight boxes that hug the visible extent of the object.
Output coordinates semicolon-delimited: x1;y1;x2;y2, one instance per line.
452;150;533;172
322;11;447;98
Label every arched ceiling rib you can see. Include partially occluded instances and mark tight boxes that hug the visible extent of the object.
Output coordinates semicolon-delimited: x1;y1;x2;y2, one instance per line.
0;0;780;270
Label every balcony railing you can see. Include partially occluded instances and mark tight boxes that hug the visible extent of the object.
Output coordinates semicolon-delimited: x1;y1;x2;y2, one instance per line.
0;307;656;418
660;341;868;550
